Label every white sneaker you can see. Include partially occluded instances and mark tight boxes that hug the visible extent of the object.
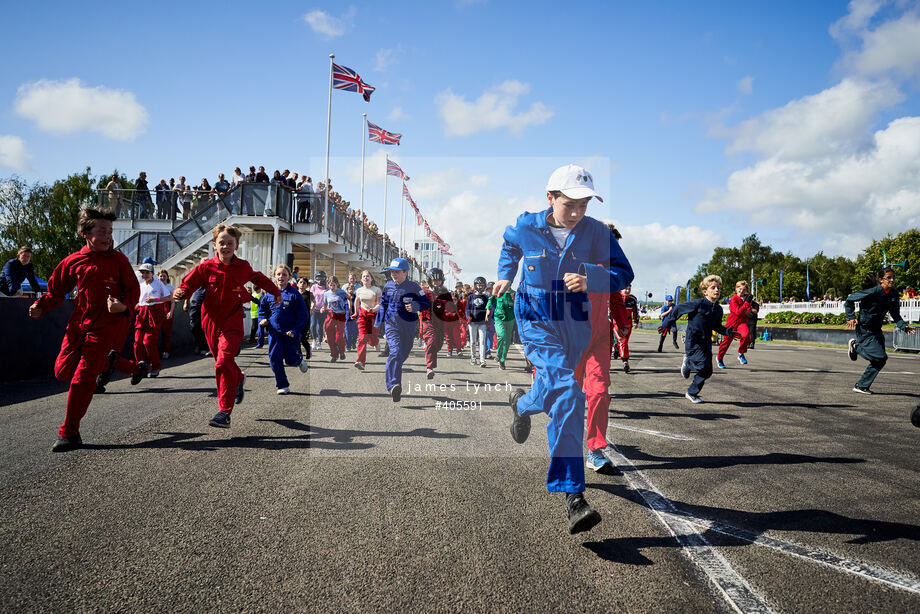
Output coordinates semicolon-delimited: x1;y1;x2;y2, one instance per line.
685;392;702;404
277;387;290;395
299;360;309;373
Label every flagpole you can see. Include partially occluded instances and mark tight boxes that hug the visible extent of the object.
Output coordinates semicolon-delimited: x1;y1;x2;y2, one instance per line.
383;155;388;259
323;53;334;234
360;112;366;261
399;186;405;257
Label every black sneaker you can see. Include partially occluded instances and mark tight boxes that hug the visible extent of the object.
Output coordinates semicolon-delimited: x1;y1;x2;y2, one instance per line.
911;403;920;428
209;410;231;428
96;350;118;389
131;362;148;385
565;493;602;534
499;360;506;370
509;388;530;444
673;340;679;349
331;355;337;363
51;433;83;453
391;384;402;402
235;374;246;404
623;360;630;373
426;369;435;380
340;353;346;360
847;338;858;361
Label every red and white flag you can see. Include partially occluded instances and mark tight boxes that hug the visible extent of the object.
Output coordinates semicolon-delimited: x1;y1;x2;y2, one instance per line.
368;121;401;145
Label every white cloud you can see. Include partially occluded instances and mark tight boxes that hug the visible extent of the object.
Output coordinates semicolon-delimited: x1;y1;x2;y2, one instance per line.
302;7;355;38
698;116;920;237
469;174;489;187
436;81;553;137
14;78;148;141
737;75;754;94
345;150;391;185
727;77;902;159
829;0;884;41
388;106;407;121
844;12;920;77
375;46;403;72
0;135;32;171
611;221;723;298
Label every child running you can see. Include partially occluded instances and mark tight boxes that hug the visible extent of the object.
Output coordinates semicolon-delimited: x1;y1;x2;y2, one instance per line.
716;280;758;369
611;284;639;373
173;224;280;428
259;264;309;394
134;263;172;377
321;276;350;362
444;290;462;356
29;207;144;452
657;295;679;352
374;258;429;402
660;275;740;403
157;270;175;358
496;164;633;534
466;277;490;367
486;285;515;370
420;268;454;379
845;266;916;394
296;276;313;361
354;270;382;370
310;271;328;350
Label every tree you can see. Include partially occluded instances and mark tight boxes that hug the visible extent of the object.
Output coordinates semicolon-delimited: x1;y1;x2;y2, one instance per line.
852;229;920;294
0;168;98;279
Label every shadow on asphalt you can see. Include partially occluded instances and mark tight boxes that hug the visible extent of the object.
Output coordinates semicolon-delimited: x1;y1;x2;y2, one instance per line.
613;444;865;471
583;483;920;565
610;408;741;421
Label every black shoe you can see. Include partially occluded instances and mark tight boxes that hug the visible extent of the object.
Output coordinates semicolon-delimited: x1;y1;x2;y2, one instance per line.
340;353;346;360
331;355;337;363
209;410;231;428
847;338;858;361
565;493;602;534
623;360;630;373
391;384;402;402
509;388;530;444
673;340;679;349
94;384;106;394
97;350;118;389
499;360;506;370
912;403;920;428
426;369;435;380
305;345;312;359
52;433;83;453
235;374;246;404
131;362;148;385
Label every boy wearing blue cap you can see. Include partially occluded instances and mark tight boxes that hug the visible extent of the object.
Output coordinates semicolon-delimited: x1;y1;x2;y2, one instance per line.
374;258;430;402
494;164;633;534
657;295;679;352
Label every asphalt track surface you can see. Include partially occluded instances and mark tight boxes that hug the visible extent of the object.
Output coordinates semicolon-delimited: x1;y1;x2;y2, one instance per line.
1;331;918;613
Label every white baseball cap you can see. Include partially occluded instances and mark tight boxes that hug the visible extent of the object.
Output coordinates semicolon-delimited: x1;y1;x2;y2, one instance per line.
545;164;603;202
137;263;154;273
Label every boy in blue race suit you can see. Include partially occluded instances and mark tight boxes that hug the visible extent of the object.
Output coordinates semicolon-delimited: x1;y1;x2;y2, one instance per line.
259;264;309;394
374;258;430;403
493;164;633;534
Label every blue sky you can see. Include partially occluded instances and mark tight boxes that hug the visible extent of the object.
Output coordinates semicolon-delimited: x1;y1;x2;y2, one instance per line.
2;0;919;297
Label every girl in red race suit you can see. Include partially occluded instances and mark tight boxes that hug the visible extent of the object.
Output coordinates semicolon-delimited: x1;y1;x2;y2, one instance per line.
717;280;757;369
611;284;640;372
29;207;143;452
174;224;280;428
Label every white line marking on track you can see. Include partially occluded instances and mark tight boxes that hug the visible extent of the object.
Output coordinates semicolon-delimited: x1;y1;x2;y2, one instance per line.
603;447;776;614
608;423;695;441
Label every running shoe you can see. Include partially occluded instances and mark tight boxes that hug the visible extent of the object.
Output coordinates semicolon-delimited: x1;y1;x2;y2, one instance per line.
737;353;748;365
680;357;690;379
685;392;702;404
509;388;530;444
209;410;231;428
911;403;920;428
623;360;630;373
131;362;148;385
331;355;337;363
391;384;402;402
470;357;476;365
354;362;365;371
673;339;680;349
480;361;487;368
148;369;160;378
717;360;726;369
96;349;119;389
299;360;309;373
585;450;614;473
499;361;506;370
847;338;858;361
277;387;290;395
852;386;873;395
565;493;602;535
427;368;435;380
340;353;346;360
235;374;246;404
447;350;453;357
52;433;82;453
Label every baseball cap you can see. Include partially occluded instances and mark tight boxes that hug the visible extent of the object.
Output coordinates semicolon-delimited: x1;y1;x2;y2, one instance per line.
545;164;603;202
384;258;410;271
665;295;674;301
142;256;158;265
137;263;154;273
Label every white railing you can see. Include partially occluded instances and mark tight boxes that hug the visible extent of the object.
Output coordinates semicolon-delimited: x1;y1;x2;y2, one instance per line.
758;299;920;321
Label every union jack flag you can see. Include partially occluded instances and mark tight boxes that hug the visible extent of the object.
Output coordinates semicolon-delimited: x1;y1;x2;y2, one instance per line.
401;182;411;199
368;121;401;145
387;160;408;180
416;212;423;225
332;63;375;102
449;260;459;270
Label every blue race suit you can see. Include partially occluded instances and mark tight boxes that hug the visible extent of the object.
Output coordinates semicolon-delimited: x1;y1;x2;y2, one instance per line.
498;207;633;493
259;284;309;388
374;278;430;391
661;297;730;396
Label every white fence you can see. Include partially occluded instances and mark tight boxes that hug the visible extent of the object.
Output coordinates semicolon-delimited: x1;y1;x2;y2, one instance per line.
757;299;920;321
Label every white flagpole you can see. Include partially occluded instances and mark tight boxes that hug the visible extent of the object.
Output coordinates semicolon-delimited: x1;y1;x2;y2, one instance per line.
399;184;405;257
360;112;366;260
323;53;334;233
383;156;388;259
